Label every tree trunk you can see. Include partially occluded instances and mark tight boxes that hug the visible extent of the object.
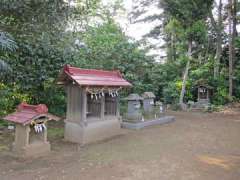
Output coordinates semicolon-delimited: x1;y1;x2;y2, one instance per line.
171;34;176;62
228;0;232;97
214;34;222;78
228;0;236;98
168;34;176;62
179;40;192;109
210;0;223;78
232;0;237;64
214;0;223;78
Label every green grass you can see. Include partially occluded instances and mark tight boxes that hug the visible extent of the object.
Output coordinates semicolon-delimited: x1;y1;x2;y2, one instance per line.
0;144;8;152
0;120;8;128
48;127;64;139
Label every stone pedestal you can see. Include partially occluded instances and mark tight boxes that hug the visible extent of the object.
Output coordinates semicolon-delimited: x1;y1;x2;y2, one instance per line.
12;124;51;158
64;117;121;145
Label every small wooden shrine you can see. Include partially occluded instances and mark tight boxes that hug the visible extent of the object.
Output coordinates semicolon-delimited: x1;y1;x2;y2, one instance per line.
57;65;132;144
197;85;212;104
3;103;59;157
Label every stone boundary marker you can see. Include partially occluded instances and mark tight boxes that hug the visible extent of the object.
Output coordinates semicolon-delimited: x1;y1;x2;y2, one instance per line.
121;116;175;130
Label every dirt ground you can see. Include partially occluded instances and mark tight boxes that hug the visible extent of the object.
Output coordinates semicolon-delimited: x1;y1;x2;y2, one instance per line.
1;111;240;180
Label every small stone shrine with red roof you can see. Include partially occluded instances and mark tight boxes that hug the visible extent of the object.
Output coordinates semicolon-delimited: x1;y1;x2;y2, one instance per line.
3;102;59;157
57;65;132;144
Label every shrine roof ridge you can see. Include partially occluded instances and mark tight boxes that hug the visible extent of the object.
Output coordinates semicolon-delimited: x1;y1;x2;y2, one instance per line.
2;102;59;125
64;64;123;77
17;102;48;113
57;64;132;87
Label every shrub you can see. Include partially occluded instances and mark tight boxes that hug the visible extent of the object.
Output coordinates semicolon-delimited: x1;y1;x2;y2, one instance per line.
0;83;31;117
163;82;179;104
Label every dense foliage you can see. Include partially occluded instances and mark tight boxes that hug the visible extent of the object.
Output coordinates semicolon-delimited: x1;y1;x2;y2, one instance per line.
0;0;156;117
0;0;239;118
130;0;239;106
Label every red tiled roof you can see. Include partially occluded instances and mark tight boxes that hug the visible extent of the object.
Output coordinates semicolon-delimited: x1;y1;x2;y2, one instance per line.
18;102;48;114
58;65;132;87
3;103;58;125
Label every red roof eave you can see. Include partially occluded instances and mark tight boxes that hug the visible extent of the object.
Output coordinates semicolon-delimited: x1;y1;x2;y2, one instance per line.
58;65;132;87
2;103;60;125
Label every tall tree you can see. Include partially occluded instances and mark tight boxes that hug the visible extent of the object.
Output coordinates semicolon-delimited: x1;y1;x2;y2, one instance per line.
0;31;17;73
209;0;223;78
160;0;213;109
227;0;237;97
228;0;233;97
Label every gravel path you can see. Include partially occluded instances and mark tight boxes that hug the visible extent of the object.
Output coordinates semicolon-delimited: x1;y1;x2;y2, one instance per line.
1;111;240;180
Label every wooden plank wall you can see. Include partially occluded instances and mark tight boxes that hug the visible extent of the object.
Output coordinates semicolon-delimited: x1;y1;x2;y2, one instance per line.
66;86;120;122
66;85;82;124
105;95;117;115
87;94;101;117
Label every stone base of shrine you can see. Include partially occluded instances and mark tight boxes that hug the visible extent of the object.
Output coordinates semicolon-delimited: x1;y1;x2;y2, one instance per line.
121;116;175;130
64;118;121;145
12;141;51;158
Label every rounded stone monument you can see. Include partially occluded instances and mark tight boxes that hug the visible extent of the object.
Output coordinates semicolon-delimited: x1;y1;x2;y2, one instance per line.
142;92;156;113
125;93;143;121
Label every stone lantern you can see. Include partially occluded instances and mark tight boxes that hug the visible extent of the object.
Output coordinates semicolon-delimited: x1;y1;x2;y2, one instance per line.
142;92;155;113
125;93;143;121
